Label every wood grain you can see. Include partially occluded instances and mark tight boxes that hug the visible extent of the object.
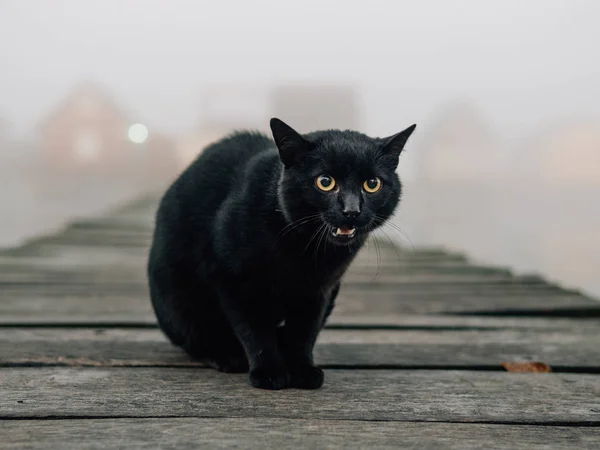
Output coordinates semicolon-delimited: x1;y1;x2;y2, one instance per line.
2;418;599;450
1;327;599;368
2;194;599;449
1;288;595;326
1;368;598;423
0;262;516;278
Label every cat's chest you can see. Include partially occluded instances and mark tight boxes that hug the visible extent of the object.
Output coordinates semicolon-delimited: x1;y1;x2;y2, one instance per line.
269;252;351;292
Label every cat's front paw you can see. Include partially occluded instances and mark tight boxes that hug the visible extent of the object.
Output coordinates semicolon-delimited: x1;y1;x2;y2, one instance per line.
289;365;324;389
249;365;290;390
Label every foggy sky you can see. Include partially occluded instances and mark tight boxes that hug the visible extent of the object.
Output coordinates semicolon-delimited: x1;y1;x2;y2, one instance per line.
1;0;599;139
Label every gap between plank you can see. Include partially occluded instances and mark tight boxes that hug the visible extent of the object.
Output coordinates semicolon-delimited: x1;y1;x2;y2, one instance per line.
0;322;512;331
2;362;599;374
448;308;600;318
1;415;599;427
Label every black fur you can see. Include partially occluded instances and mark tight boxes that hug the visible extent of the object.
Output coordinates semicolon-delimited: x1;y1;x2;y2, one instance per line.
147;118;416;390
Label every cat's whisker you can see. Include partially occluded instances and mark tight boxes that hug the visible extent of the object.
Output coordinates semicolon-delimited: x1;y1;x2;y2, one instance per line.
272;214;322;249
384;225;416;254
278;217;321;237
317;223;329;256
373;230;382;282
377;227;403;263
384;224;413;247
313;223;328;265
361;223;381;281
375;215;416;253
373;227;404;274
303;222;327;256
322;222;329;255
368;221;409;267
275;213;322;239
310;223;329;268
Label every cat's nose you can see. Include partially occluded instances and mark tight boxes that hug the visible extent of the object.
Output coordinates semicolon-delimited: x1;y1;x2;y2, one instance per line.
342;206;361;219
341;193;361;219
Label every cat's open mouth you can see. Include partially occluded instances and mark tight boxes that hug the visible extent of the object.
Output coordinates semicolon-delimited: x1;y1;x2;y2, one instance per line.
331;226;357;239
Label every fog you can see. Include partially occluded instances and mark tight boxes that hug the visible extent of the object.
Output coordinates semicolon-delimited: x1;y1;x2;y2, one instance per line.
1;0;599;296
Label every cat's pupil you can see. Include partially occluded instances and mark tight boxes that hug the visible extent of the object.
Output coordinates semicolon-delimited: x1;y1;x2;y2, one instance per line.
321;177;332;187
366;179;378;189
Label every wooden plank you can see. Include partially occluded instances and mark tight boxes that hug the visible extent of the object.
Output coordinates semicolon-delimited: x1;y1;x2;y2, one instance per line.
0;258;515;276
0;244;148;259
1;291;598;330
0;304;598;330
0;271;530;286
335;292;600;315
1;290;597;326
0;233;428;255
25;235;152;248
3;244;467;266
0;279;575;293
1;229;444;257
0;254;145;270
0;287;591;309
68;219;154;231
0;297;153;325
1;246;484;278
1;328;599;368
327;314;600;330
343;281;571;291
2;419;599;449
1;368;598;422
56;226;152;238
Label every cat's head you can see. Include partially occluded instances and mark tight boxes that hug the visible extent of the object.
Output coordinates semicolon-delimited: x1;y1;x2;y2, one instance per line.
271;118;416;246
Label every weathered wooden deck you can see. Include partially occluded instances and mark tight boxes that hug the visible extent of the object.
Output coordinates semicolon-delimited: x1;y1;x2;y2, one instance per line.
1;194;599;449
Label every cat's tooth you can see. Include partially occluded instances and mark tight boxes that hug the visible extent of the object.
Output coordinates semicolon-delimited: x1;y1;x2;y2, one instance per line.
335;227;356;236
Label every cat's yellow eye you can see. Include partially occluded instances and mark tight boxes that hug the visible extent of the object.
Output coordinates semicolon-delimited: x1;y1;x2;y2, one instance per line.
316;175;336;192
363;177;382;193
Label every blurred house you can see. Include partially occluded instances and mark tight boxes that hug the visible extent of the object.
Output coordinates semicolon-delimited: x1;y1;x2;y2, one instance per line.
0;115;15;156
269;85;360;132
0;116;12;177
534;224;600;293
142;131;179;182
176;85;268;167
37;83;130;172
0;116;31;177
176;83;360;168
34;82;178;189
517;121;600;186
415;100;500;184
0;116;8;162
176;131;213;168
0;116;8;145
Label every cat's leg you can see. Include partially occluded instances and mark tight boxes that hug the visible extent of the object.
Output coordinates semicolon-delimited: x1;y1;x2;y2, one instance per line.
278;294;332;389
320;282;340;328
182;324;249;374
178;295;249;373
217;286;289;390
149;267;249;373
236;323;289;389
159;307;249;373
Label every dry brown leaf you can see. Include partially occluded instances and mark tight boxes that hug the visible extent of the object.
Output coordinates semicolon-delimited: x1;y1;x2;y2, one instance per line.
501;361;552;373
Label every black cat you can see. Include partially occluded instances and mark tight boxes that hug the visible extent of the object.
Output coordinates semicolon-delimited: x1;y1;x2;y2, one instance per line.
147;118;416;390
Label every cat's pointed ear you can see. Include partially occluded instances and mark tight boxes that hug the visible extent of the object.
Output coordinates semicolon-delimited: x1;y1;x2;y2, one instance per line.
270;118;308;167
381;124;417;163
